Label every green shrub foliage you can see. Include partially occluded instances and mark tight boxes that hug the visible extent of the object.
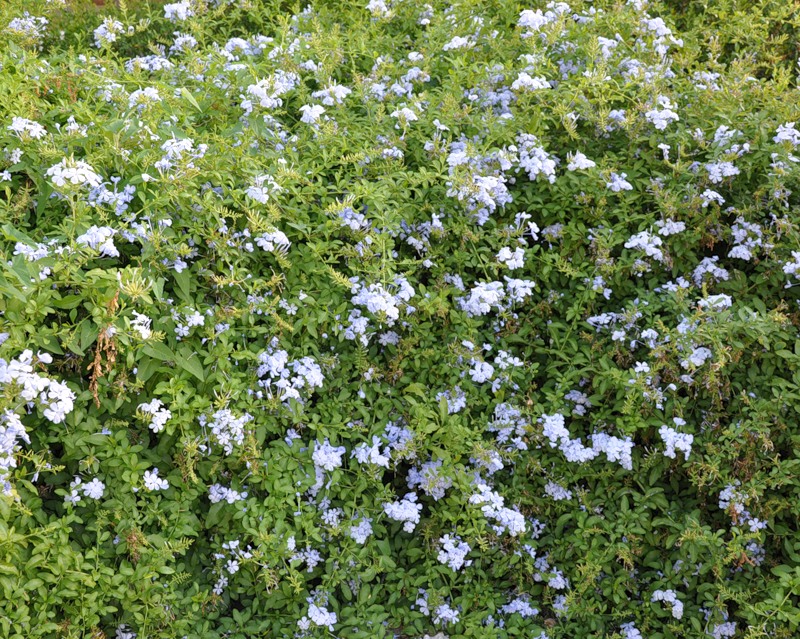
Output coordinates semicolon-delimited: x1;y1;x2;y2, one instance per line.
2;0;800;637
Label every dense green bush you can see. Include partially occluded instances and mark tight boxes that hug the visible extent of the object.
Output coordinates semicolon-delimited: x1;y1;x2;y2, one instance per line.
663;0;800;79
2;0;800;638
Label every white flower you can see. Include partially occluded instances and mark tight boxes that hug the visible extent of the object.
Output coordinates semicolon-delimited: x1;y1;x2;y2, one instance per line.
164;1;194;21
208;484;247;504
651;589;683;619
93;18;125;48
459;281;506;317
115;624;136;639
705;161;740;184
607;172;633;192
712;622;737;639
349;518;373;544
591;433;634;470
246;175;282;204
437;534;472;571
255;229;290;254
544;480;572;500
82;478;105;499
77;225;118;258
366;0;391;18
501;597;539;618
143;468;169;491
311;84;352;105
700;189;724;207
469;482;527;536
655;219;686;236
497;246;525;270
442;36;473;51
505;277;535;303
681;346;712;369
312;439;346;471
659;423;693;460
8;117;47;140
352;436;390;467
7;13;49;44
307;604;337;631
244;71;300;112
256;339;324;402
408;460;452;500
697;294;732;311
138;399;172;433
390;107;418;124
0;351;75;427
299;104;325;124
469;360;495;383
0;411;30;493
65;477;83;504
624;231;664;262
774;122;800;146
517;133;558;183
62;116;88;137
518;9;551;35
645;96;679;130
383;492;422;532
511;72;550;91
566;151;596;171
46;158;103;190
128;87;161;110
130;312;153;340
170;32;197;54
693;256;729;286
202;409;253;455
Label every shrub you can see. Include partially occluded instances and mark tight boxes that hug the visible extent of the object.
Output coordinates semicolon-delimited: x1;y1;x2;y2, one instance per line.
2;0;800;638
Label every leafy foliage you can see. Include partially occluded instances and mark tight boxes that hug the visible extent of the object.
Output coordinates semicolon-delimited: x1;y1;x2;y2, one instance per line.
2;1;800;638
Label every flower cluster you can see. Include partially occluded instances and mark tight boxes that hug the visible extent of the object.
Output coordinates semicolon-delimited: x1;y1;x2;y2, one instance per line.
651;589;684;620
383;493;423;532
540;413;634;470
208;483;248;504
6;12;48;45
469;482;526;536
1;0;798;636
0;351;75;425
255;338;324;402
200;409;253;455
77;225;118;258
93;17;128;48
143;468;169;491
312;439;346;472
46;158;103;190
138;399;172;433
8;117;47;140
437;534;472;571
658;420;693;460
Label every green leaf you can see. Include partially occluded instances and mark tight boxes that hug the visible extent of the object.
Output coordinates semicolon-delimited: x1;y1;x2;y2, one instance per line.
37;334;64;355
1;223;34;245
173;269;192;304
0;276;27;303
181;87;202;112
143;342;175;362
175;346;205;382
80;321;99;353
438;395;449;423
51;294;84;309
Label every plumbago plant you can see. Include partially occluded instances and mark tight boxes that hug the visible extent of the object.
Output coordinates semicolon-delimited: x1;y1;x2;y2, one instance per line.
2;0;800;637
